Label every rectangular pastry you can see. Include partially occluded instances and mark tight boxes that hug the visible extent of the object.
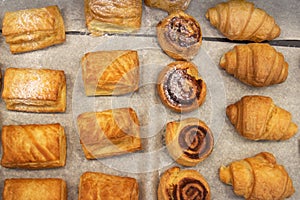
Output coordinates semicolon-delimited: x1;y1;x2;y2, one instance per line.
1;123;66;169
81;50;139;96
3;178;67;200
2;67;66;113
84;0;142;36
78;172;139;200
2;5;65;53
77;107;141;159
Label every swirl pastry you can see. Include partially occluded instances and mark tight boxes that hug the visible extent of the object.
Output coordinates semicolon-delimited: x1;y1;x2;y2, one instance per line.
79;172;139;200
166;118;214;166
220;152;295;199
1;123;66;169
157;11;202;60
157;61;206;113
81;50;139;96
158;166;211;200
84;0;142;36
226;95;298;141
3;178;67;200
145;0;191;13
77;108;141;159
2;5;65;53
2;67;66;113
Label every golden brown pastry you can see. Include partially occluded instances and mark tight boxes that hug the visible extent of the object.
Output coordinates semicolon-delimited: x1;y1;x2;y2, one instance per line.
157;61;206;113
3;178;67;200
1;123;66;169
220;43;289;87
158;166;211;200
81;50;139;96
84;0;142;36
2;67;66;113
77;108;141;159
166;118;214;166
205;0;281;42
78;172;139;200
145;0;191;13
226;95;298;141
220;152;295;200
2;5;65;54
157;10;202;60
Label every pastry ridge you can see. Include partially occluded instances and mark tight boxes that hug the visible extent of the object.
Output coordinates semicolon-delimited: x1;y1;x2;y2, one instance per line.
2;5;65;53
2;67;66;113
77;107;142;159
78;171;139;200
1;123;66;169
81;50;139;96
3;178;67;200
145;0;191;13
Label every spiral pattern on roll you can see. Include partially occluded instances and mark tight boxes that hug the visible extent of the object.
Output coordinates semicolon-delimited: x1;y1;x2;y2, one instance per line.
172;178;209;200
178;125;212;159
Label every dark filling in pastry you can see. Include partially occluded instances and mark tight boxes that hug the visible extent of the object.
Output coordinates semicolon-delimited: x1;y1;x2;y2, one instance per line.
178;125;212;159
167;16;200;47
170;178;208;200
163;68;202;108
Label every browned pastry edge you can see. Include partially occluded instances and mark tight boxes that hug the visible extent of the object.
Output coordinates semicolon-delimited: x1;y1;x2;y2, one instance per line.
156;10;202;60
157;61;206;113
144;0;192;13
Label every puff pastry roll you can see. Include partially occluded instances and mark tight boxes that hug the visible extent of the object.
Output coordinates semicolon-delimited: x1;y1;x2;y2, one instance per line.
2;68;66;113
84;0;142;36
77;108;141;159
2;5;65;54
220;152;295;199
79;172;139;200
166;118;214;166
1;123;66;169
157;61;206;113
158;167;211;200
145;0;191;13
81;50;139;96
3;178;67;200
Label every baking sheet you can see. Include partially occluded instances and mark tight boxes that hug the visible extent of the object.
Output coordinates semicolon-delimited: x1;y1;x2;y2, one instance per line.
0;0;300;199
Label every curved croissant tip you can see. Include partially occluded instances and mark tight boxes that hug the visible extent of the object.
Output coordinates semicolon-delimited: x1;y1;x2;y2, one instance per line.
219;166;231;184
205;11;209;19
226;104;237;125
219;54;226;68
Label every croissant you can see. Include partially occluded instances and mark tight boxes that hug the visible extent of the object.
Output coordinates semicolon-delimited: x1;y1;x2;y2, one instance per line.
220;43;288;87
226;95;298;141
205;0;281;42
220;152;295;200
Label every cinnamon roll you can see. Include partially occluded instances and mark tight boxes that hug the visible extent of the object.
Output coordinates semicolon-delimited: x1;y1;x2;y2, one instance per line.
166;118;214;166
158;166;211;200
156;11;202;60
157;61;206;113
145;0;191;13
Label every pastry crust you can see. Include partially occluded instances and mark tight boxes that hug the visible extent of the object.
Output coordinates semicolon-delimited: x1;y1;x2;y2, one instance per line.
157;61;206;113
205;0;281;42
219;152;295;199
156;10;202;60
220;43;289;87
166;118;214;166
1;123;66;169
81;50;139;96
158;166;211;200
2;5;65;53
226;95;298;141
77;108;141;159
78;172;139;200
145;0;191;13
3;178;67;200
2;67;66;113
84;0;142;36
